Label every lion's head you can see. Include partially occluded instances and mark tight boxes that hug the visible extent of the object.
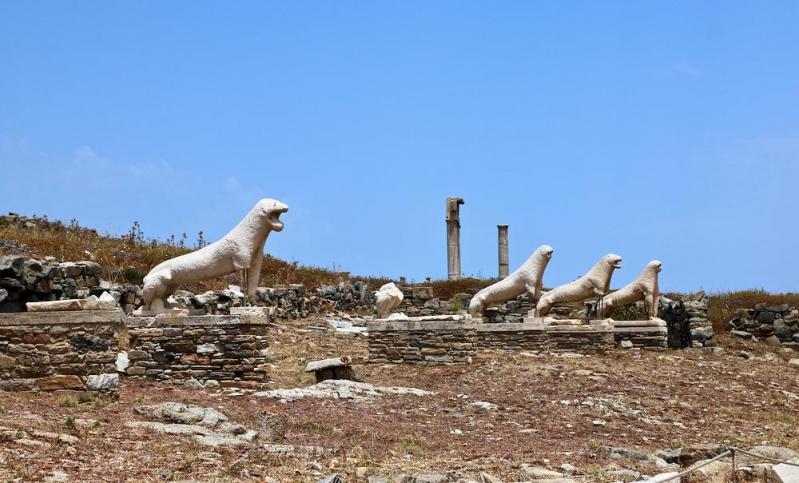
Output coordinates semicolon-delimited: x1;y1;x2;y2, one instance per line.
537;244;554;260
647;260;662;273
255;198;289;232
604;253;623;269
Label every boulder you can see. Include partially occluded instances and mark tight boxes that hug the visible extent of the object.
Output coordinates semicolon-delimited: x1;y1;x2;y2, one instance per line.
85;373;119;391
773;319;793;341
770;458;799;483
519;464;571;480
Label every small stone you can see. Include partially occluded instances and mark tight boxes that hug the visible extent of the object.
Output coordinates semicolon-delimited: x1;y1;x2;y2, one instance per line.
469;401;498;411
620;340;634;349
789;359;799;367
183;378;204;390
731;330;753;339
196;343;218;355
115;352;129;373
519;464;566;480
764;335;782;347
738;351;754;359
204;380;220;388
645;473;679;483
85;373;118;391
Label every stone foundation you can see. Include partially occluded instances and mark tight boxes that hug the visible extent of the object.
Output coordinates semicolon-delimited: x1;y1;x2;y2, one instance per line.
367;318;478;365
612;320;668;349
367;318;615;365
0;310;122;393
124;313;271;387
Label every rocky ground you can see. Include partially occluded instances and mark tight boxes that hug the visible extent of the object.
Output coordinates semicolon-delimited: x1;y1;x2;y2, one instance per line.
0;318;797;482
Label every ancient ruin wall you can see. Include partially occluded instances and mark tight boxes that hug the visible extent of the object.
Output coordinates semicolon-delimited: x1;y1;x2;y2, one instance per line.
124;314;270;387
0;310;122;392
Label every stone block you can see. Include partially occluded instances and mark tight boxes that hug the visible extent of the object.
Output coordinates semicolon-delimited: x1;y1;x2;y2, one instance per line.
35;375;85;391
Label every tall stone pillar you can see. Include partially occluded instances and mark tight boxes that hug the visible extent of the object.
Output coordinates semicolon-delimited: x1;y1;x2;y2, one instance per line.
497;224;509;278
446;197;464;280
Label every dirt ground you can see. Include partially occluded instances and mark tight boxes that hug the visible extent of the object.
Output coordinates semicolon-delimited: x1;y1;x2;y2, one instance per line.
0;319;797;482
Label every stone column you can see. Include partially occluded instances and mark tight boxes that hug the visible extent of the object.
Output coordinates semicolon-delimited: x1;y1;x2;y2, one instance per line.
497;224;509;278
445;197;464;280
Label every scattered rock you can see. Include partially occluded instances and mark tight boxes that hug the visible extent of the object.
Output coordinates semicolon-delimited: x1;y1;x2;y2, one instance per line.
519;464;570;480
85;373;118;391
30;430;79;445
731;330;752;339
262;443;331;457
253;379;434;401
764;335;782;347
643;473;679;483
183;378;205;390
469;401;498;411
605;446;650;461
770;458;799;483
620;340;634;349
128;402;257;447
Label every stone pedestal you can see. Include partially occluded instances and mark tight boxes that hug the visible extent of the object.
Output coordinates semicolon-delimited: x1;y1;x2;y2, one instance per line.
0;310;123;393
611;318;668;349
124;313;271;388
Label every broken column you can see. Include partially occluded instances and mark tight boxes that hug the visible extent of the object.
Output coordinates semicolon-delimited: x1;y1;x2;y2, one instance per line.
497;224;509;278
446;197;464;280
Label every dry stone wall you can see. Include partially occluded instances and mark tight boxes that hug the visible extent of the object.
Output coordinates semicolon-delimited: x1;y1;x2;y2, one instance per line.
728;304;799;350
124;313;271;387
367;320;616;365
0;310;122;393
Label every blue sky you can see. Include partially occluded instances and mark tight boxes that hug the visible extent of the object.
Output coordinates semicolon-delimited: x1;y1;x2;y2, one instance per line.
1;2;798;292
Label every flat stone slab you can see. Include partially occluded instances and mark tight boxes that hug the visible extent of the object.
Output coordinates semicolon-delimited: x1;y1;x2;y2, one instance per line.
371;314;466;323
0;310;123;326
368;319;477;331
254;379;434;401
304;357;351;373
613;326;668;334
476;322;546;332
612;318;668;328
126;314;269;328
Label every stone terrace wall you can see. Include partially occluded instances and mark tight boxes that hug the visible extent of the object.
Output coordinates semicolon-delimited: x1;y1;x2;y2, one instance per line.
367;320;478;365
0;310;122;393
728;304;799;350
124;314;271;388
367;320;616;365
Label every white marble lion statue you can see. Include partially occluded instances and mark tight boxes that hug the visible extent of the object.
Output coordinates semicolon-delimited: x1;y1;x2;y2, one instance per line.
598;260;661;319
535;253;622;317
468;245;554;317
140;198;288;314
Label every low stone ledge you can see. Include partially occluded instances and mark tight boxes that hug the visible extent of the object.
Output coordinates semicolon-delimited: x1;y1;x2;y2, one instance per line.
0;310;122;393
367;319;475;332
0;310;123;326
126;314;269;328
476;322;545;332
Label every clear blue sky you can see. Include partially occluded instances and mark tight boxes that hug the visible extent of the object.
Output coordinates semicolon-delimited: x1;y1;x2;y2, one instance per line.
2;2;798;292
